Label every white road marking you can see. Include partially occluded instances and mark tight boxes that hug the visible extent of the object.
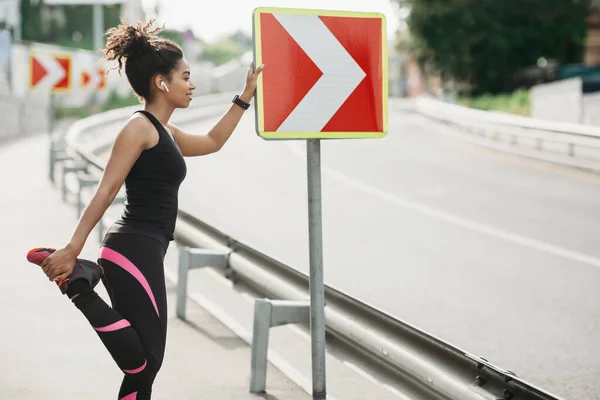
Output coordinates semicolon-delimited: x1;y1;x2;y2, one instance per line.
287;142;600;270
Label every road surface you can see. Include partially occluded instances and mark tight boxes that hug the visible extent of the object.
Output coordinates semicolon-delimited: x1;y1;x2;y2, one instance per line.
162;108;599;399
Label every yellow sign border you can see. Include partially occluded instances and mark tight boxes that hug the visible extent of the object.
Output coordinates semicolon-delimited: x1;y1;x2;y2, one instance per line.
29;52;72;93
252;6;388;140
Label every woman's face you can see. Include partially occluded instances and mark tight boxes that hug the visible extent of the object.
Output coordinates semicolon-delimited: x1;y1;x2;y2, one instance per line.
167;58;196;108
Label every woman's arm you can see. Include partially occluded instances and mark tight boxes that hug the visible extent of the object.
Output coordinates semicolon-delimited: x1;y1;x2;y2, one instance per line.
170;88;253;156
171;63;264;157
41;117;151;282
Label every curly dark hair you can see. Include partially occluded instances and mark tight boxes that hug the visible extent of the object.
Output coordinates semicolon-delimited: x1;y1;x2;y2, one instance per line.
103;19;183;102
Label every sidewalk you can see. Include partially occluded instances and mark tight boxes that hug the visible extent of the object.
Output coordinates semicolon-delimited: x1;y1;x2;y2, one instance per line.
0;131;309;399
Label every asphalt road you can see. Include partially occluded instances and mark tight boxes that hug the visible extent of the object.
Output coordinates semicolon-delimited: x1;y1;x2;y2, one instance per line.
167;107;599;399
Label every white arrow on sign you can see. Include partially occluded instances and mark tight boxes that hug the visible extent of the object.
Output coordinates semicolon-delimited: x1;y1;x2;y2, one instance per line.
81;69;102;89
274;14;366;133
33;53;68;89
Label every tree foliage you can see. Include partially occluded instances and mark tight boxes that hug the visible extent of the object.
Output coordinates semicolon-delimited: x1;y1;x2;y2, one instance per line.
199;30;252;66
201;39;240;65
20;0;122;51
396;0;591;94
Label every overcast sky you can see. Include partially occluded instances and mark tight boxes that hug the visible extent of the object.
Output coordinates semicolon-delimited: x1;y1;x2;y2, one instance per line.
142;0;402;43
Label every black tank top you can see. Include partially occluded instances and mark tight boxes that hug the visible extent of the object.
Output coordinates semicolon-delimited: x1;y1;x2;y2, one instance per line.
115;110;187;241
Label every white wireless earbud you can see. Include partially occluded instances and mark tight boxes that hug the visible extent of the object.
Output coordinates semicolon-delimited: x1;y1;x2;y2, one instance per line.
161;81;169;92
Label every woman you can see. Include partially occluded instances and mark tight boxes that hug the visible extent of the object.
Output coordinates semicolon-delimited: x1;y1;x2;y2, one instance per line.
25;19;263;400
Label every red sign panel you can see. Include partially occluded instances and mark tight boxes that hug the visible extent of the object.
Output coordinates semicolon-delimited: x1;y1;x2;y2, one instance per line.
253;7;388;139
29;53;71;91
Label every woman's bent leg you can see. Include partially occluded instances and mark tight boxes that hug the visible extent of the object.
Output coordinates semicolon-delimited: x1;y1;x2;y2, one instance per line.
71;288;148;382
97;231;168;400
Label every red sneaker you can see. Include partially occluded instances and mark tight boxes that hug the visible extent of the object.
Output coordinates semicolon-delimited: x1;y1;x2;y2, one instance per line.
26;247;104;295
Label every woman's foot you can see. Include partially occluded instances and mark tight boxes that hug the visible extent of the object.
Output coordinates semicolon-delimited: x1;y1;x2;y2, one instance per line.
26;247;104;295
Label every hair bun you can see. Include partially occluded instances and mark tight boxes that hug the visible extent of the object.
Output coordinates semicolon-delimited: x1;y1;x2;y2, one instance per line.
103;19;165;73
122;23;152;56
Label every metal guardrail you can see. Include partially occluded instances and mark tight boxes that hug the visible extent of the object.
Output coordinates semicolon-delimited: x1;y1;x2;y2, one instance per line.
59;94;566;400
173;212;564;400
402;97;600;173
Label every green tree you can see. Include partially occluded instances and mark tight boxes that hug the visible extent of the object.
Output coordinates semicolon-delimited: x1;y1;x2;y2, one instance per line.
201;39;240;65
20;0;121;51
199;30;252;66
157;29;184;47
20;0;43;42
396;0;590;94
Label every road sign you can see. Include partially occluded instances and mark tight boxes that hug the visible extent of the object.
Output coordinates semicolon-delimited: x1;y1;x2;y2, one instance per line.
252;7;388;140
29;52;71;92
252;7;389;399
81;68;106;90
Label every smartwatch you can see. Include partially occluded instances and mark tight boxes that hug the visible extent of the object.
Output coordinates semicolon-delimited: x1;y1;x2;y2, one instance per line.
232;94;251;110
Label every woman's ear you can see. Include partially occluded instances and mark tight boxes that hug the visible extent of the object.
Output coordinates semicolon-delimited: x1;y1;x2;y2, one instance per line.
153;75;168;93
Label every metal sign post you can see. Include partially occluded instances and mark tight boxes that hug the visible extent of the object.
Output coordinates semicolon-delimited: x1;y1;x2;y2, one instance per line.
48;92;55;136
93;3;104;52
306;138;326;399
252;7;388;399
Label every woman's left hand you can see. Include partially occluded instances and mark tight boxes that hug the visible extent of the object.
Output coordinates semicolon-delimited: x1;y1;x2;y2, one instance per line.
242;62;264;100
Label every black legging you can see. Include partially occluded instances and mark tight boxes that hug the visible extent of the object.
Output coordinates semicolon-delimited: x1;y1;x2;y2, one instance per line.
72;224;169;400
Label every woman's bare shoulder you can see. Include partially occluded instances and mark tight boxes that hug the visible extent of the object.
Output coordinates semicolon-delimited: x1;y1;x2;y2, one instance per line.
114;113;156;150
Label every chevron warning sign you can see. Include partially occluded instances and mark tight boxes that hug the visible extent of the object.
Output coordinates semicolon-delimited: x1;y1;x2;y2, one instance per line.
81;68;107;90
29;52;71;92
252;7;388;140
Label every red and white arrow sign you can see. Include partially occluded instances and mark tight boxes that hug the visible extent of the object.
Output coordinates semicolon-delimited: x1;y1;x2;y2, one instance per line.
81;68;106;90
30;53;71;91
253;8;387;139
274;14;366;133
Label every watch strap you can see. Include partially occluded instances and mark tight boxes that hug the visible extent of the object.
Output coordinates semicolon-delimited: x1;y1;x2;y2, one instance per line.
232;94;250;110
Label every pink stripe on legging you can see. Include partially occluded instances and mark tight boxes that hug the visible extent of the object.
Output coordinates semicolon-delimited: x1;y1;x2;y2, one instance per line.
123;359;147;374
94;319;131;332
120;392;137;400
99;246;159;317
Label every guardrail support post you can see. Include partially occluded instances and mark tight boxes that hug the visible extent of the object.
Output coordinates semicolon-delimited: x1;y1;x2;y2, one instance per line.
176;247;229;320
61;161;88;202
250;299;310;393
50;145;70;185
76;172;99;217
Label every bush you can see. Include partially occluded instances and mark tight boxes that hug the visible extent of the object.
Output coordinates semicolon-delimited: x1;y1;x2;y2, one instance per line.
458;89;530;116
